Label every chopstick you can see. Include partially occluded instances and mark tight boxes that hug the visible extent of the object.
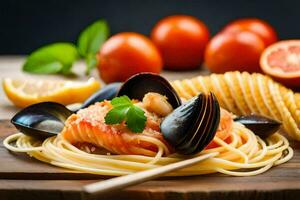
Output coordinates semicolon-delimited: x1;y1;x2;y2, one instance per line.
81;152;217;200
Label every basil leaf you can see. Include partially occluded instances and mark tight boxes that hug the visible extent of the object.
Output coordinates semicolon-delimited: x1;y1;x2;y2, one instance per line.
104;95;147;133
105;105;129;124
85;53;98;75
111;96;132;106
23;43;78;75
126;106;147;133
77;20;109;74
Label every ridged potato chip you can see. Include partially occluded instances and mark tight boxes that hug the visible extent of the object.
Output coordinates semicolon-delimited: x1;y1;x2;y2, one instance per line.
171;80;190;100
240;72;261;114
171;71;300;140
211;74;239;114
294;93;300;110
251;74;273;116
258;75;282;120
282;91;300;126
192;77;208;93
224;72;250;115
216;74;242;115
269;83;300;140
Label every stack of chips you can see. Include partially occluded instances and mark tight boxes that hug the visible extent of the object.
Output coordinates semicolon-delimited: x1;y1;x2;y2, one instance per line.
172;71;300;140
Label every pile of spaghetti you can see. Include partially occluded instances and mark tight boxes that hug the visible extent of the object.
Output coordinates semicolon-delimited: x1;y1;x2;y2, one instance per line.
3;72;295;177
3;123;292;176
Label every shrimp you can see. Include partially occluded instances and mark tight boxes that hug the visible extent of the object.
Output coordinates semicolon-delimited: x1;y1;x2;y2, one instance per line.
142;92;173;117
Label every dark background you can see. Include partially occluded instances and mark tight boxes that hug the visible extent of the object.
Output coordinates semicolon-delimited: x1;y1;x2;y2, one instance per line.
0;0;299;54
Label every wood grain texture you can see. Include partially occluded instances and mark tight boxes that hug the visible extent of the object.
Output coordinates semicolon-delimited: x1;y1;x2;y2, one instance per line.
1;120;300;200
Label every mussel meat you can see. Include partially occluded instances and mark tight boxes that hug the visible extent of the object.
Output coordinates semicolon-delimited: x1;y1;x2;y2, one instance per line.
161;92;220;155
234;114;281;139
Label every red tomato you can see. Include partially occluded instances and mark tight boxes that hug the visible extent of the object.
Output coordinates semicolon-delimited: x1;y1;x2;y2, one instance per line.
151;15;210;70
222;18;277;46
205;31;265;73
97;32;162;83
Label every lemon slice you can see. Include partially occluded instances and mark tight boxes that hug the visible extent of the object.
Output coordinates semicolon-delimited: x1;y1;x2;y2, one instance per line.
3;78;101;108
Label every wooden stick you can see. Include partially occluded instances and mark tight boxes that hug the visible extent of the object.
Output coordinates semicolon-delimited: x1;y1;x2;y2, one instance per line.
81;152;217;200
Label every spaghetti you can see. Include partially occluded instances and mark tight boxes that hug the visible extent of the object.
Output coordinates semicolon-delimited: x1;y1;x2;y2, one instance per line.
3;122;293;177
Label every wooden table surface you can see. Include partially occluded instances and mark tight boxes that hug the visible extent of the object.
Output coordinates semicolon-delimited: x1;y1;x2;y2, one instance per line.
0;56;300;200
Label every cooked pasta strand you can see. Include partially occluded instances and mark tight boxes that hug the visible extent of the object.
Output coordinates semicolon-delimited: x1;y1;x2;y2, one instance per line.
3;122;292;177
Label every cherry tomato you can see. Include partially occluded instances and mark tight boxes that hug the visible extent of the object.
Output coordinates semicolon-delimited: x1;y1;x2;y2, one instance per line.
205;31;265;73
151;15;210;70
222;18;277;46
97;32;162;83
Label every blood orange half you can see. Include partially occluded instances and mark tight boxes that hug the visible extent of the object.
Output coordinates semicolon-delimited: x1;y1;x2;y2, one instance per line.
260;40;300;88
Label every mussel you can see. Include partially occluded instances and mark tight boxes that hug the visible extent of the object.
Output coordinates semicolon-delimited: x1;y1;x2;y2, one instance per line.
117;72;182;109
79;82;122;110
161;92;220;155
234;114;281;139
11;102;73;138
11;82;122;139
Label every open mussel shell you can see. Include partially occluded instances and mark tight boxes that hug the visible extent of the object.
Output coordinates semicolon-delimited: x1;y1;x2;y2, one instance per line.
161;92;220;155
11;102;73;139
78;82;121;111
117;73;182;109
234;114;281;139
10;83;122;139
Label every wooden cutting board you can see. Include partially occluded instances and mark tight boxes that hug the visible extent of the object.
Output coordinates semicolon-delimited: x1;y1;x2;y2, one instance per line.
1;120;300;200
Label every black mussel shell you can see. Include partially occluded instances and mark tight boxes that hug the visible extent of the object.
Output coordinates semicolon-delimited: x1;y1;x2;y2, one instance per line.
117;73;182;109
78;82;122;111
11;83;122;139
161;92;220;155
11;102;73;139
234;114;281;139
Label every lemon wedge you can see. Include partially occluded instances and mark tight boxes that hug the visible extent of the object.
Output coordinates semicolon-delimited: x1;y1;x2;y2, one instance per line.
3;78;101;108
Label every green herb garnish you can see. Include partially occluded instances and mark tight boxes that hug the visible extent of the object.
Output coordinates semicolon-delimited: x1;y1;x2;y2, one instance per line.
23;19;109;75
23;43;78;75
77;20;109;75
105;96;147;133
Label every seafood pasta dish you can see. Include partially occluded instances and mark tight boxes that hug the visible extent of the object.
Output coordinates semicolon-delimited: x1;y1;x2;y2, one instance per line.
4;73;293;177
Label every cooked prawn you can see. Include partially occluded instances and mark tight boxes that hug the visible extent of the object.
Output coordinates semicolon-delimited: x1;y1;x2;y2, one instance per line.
142;92;173;117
